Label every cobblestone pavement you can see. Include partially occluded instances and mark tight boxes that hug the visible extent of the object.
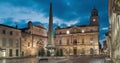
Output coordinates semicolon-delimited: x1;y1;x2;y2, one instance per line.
58;56;106;63
0;58;39;63
0;56;107;63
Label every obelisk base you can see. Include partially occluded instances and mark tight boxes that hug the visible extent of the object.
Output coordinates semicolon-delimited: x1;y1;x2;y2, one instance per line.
46;44;55;56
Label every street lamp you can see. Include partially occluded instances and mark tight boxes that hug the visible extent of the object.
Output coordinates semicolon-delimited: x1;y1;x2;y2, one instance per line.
66;30;70;56
82;29;85;33
2;49;6;57
66;30;70;34
0;48;6;57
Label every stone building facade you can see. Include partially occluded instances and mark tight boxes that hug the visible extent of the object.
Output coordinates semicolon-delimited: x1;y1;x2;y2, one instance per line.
0;24;21;58
55;8;100;56
108;0;120;62
21;21;47;56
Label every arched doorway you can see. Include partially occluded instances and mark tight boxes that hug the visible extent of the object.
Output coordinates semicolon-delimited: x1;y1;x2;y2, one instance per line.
59;49;63;56
73;47;77;55
90;48;94;55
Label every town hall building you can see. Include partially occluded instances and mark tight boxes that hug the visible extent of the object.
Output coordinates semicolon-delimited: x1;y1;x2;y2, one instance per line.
55;8;100;55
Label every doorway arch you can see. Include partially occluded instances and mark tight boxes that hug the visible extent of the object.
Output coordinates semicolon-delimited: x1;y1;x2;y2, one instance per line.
90;48;94;55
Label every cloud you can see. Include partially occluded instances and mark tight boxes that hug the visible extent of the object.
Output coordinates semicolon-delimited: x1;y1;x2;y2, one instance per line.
0;0;109;44
101;27;108;30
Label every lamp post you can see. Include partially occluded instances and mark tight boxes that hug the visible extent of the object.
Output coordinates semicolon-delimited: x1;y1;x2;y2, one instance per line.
66;30;70;56
0;48;6;57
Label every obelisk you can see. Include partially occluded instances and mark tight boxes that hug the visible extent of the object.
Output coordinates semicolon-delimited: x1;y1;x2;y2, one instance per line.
46;2;55;56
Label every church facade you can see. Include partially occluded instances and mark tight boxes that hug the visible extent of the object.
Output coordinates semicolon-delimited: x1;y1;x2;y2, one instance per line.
21;21;47;56
55;8;100;55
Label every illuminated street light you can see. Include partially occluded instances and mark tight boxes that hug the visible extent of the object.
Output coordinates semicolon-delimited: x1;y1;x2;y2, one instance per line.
66;30;70;34
90;40;93;44
0;49;6;57
82;30;85;33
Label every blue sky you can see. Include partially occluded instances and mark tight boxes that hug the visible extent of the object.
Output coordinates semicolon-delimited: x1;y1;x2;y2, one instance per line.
0;0;109;45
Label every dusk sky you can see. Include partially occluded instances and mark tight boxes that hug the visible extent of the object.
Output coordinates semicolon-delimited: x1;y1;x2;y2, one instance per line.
0;0;109;45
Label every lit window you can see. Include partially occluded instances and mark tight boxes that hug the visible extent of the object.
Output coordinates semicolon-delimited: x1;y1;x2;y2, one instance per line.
73;39;77;45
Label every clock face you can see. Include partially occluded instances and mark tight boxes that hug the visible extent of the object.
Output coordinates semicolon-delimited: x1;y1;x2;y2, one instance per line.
93;19;96;22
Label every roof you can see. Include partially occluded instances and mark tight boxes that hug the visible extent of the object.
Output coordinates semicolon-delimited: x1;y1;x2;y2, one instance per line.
34;25;46;29
0;24;20;30
55;24;98;30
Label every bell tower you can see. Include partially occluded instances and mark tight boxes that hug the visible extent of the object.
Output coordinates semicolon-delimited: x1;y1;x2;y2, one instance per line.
90;8;99;26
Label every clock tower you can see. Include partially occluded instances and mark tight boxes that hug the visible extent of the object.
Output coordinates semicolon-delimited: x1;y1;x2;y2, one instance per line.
90;8;99;26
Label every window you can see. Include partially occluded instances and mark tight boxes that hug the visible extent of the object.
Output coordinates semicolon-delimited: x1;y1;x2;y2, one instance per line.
9;39;13;47
2;30;6;34
82;39;84;44
67;39;69;45
59;32;62;34
90;29;93;32
59;40;62;45
16;40;19;48
90;38;93;44
9;49;12;57
73;39;77;45
28;42;30;47
2;38;6;47
10;31;13;35
16;49;19;56
78;29;81;32
90;48;94;54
